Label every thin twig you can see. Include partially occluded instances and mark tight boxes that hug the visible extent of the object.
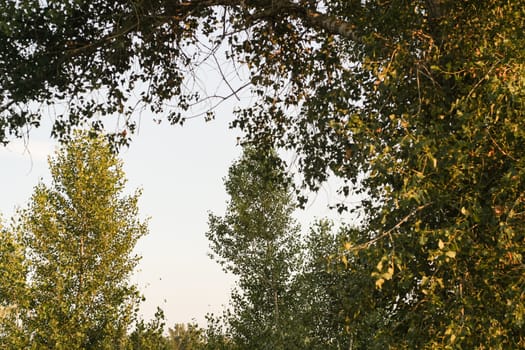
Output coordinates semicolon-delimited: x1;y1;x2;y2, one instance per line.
349;202;432;251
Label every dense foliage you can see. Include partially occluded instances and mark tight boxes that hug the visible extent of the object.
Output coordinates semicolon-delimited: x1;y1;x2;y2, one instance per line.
3;134;148;349
1;0;524;348
0;220;27;347
206;147;304;349
205;149;396;349
0;221;25;313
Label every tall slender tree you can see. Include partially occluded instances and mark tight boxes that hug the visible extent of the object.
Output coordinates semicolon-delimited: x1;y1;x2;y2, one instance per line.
206;146;304;349
17;133;148;349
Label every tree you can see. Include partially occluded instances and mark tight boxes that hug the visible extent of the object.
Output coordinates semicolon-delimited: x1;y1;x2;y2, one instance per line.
127;308;170;350
17;133;148;349
206;146;304;349
296;221;359;350
0;218;25;315
167;323;205;350
294;220;401;350
2;1;525;347
0;219;27;348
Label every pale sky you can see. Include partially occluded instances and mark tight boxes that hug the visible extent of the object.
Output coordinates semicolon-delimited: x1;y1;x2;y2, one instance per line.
0;109;345;328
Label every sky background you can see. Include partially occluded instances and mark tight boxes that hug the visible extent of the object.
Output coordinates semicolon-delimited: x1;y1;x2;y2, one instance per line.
0;110;345;327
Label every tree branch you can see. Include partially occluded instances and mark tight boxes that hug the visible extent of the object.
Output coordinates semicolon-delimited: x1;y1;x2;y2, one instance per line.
301;8;358;41
349;202;432;251
164;0;359;41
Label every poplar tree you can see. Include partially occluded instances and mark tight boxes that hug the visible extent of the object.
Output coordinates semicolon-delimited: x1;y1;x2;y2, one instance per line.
18;134;147;349
206;147;303;349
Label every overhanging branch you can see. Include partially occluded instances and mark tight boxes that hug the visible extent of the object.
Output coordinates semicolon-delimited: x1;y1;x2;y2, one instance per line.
164;0;359;41
302;8;358;42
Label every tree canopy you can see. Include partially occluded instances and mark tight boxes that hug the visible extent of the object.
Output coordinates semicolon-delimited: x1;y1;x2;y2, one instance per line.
0;220;27;347
1;0;525;347
206;146;304;349
14;133;148;349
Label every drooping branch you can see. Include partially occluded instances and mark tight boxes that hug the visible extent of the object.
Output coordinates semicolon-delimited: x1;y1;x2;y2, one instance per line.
0;0;361;145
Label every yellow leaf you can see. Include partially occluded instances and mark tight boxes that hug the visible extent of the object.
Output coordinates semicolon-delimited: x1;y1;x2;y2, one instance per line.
383;266;394;280
341;255;348;267
438;239;445;250
375;278;385;289
445;250;456;258
421;275;429;286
